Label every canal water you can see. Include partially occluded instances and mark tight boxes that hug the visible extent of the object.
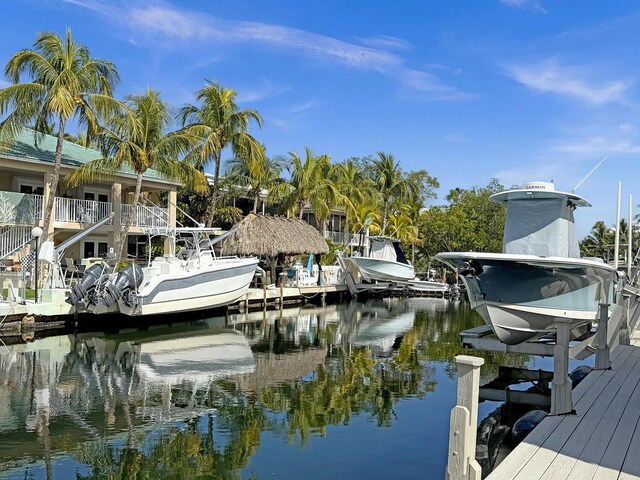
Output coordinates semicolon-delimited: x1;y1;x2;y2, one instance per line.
0;297;557;479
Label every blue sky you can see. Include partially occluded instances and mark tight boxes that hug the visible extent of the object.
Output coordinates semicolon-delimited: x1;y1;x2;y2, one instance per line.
2;0;640;237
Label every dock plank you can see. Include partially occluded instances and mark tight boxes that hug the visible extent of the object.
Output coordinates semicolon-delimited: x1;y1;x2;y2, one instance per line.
487;345;640;480
569;367;640;480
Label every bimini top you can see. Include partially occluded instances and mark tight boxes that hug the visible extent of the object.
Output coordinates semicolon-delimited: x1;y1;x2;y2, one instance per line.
490;182;591;208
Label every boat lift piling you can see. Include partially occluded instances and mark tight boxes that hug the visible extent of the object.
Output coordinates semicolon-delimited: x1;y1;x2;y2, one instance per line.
446;355;484;480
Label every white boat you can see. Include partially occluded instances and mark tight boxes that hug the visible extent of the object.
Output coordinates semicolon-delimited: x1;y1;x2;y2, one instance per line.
406;279;449;294
342;236;415;283
70;228;258;316
134;330;255;386
436;182;618;345
350;310;415;355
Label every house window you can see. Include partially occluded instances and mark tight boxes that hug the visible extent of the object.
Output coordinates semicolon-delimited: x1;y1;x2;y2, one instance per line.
83;242;95;258
330;214;344;232
82;240;109;258
83;188;110;203
302;212;317;228
97;242;108;256
19;184;44;195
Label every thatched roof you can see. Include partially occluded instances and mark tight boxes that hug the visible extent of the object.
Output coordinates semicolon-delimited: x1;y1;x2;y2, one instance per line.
220;213;330;256
235;348;328;394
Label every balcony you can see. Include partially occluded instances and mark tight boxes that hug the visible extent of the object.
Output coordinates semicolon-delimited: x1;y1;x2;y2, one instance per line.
121;204;169;228
0;191;169;229
325;231;360;246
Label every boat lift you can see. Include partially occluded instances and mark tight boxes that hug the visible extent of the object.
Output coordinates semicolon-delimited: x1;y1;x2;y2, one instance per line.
40;212;116;288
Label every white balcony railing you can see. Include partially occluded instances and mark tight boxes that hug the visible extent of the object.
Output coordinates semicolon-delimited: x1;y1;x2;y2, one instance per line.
54;197;113;224
325;231;360;246
0;191;171;230
0;225;33;259
33;194;43;220
121;204;169;228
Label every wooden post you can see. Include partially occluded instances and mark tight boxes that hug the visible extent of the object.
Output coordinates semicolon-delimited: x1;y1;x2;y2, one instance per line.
263;284;267;308
446;355;484;480
596;303;611;370
619;294;631;346
164;186;177;255
551;318;573;415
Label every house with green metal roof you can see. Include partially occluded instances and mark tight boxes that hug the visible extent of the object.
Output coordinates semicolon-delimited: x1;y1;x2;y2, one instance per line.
0;129;178;263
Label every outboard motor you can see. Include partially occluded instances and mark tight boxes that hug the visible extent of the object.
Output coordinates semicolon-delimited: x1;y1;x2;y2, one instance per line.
102;264;144;307
67;264;111;306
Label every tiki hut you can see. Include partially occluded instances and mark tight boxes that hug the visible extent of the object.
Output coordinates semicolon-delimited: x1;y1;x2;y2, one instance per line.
220;213;330;284
235;348;328;395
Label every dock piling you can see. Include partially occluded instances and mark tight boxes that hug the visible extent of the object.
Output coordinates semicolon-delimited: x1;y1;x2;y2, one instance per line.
446;355;484;480
551;318;573;415
596;303;611;370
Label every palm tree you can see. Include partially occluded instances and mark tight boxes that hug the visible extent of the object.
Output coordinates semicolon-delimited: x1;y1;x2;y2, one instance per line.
581;220;612;259
179;81;263;226
332;159;375;235
0;28;121;239
225;147;285;213
278;147;335;222
351;204;381;254
372;152;404;236
66;89;208;258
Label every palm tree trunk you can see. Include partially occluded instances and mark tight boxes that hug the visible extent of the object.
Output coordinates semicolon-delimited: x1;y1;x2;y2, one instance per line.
41;118;66;241
382;199;388;236
117;173;143;260
253;194;259;213
206;152;222;227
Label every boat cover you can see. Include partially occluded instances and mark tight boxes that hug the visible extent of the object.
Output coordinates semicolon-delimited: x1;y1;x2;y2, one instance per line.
370;238;398;262
503;198;580;258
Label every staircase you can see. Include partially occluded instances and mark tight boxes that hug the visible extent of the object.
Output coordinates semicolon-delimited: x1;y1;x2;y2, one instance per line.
0;225;34;260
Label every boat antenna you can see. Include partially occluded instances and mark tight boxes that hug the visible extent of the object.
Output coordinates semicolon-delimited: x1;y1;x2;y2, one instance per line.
572;156;608;192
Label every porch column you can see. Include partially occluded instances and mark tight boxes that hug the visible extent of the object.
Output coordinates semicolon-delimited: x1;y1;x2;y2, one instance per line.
111;183;122;258
164;186;177;255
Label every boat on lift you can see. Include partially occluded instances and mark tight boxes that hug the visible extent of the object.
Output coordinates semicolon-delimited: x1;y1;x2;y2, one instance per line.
341;236;415;283
69;227;258;316
436;182;619;345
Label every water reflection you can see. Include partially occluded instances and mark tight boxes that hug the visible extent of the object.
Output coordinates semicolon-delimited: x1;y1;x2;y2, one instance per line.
0;298;529;479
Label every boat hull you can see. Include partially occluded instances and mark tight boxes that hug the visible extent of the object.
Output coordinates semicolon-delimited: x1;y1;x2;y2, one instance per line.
119;258;259;316
344;256;415;283
436;252;617;344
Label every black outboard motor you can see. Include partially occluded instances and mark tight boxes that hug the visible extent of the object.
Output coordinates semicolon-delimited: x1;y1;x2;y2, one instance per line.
67;264;111;306
102;264;144;307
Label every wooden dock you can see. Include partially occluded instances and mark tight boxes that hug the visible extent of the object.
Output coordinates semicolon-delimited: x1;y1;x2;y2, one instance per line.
487;344;640;479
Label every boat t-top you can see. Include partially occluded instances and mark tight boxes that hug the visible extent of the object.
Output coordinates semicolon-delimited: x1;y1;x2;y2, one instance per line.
436;181;619;345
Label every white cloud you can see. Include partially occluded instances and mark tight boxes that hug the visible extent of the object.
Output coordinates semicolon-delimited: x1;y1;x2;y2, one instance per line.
492;163;565;189
553;136;640;156
357;35;411;51
500;0;547;14
236;81;292;103
63;0;468;100
505;58;632;105
287;99;321;115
